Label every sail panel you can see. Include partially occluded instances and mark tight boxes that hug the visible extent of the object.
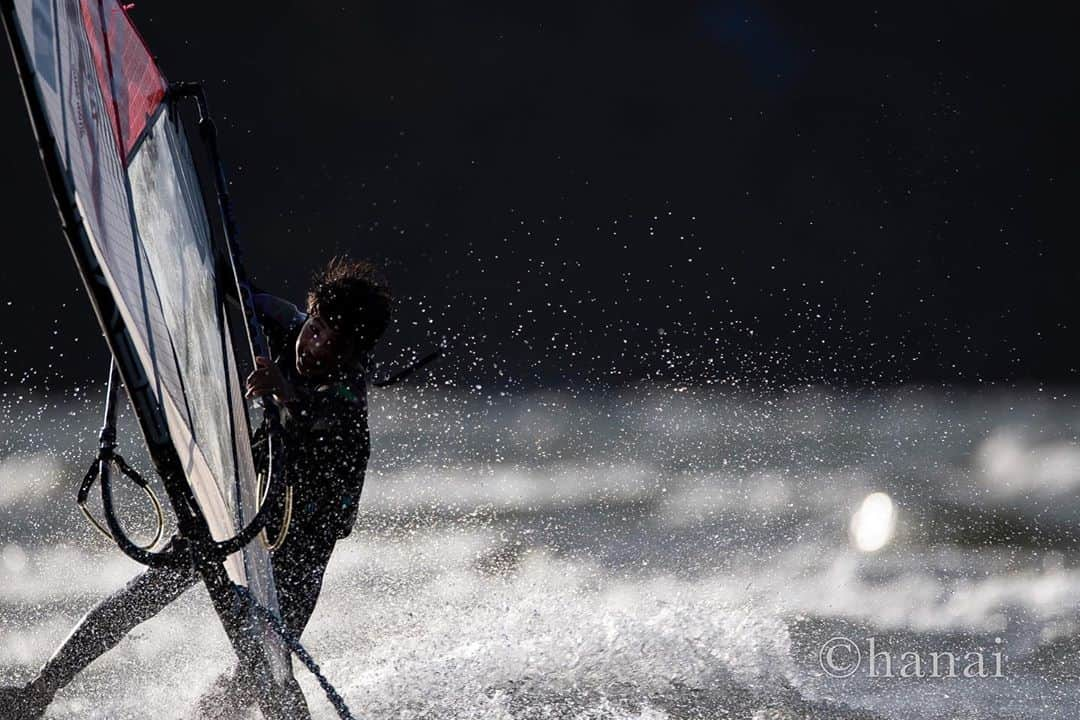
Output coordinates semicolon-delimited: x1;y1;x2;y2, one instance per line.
77;0;164;158
5;0;279;600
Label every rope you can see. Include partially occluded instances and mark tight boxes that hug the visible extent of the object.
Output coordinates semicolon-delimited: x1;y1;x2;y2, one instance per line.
77;451;165;550
236;586;356;720
256;471;294;551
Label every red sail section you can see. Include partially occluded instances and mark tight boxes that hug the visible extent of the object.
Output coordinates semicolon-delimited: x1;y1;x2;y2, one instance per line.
79;0;165;160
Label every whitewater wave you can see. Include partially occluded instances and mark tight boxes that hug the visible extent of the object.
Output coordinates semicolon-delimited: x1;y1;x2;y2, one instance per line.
2;384;1079;718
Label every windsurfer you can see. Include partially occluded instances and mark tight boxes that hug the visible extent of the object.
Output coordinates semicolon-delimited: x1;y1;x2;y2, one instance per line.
0;257;391;719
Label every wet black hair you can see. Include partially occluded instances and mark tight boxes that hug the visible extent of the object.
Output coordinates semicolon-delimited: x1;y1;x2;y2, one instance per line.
306;256;392;356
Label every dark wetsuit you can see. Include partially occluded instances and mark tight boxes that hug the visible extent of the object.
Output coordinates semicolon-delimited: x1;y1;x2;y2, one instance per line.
29;294;369;710
252;293;369;633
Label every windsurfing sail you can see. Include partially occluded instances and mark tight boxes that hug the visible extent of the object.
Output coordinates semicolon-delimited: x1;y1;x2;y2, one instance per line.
6;0;270;588
1;0;305;714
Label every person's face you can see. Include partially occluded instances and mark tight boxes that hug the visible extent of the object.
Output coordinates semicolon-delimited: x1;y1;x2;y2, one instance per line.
295;314;349;378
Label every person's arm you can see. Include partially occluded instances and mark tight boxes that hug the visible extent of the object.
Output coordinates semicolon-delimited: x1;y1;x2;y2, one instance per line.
245;357;299;407
252;293;306;356
327;425;368;540
307;386;370;540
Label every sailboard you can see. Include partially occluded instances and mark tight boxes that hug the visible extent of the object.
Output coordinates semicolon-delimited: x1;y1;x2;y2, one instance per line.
0;1;348;717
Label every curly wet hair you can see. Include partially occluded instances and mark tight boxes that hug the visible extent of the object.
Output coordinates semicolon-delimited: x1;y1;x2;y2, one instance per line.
306;256;392;355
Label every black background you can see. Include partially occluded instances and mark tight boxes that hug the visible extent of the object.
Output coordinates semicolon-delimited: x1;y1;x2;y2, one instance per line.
1;1;1076;390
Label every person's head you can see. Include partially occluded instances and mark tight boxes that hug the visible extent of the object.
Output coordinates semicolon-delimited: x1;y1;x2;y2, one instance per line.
295;257;392;378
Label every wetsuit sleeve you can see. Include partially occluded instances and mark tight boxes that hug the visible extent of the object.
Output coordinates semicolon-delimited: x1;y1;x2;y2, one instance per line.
324;409;369;540
253;293;307;358
287;383;370;541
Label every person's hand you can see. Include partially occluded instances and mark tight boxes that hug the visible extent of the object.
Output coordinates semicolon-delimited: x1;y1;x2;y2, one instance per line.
245;357;297;404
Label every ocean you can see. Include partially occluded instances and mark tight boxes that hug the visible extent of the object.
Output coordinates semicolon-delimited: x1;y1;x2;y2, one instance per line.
1;383;1078;719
